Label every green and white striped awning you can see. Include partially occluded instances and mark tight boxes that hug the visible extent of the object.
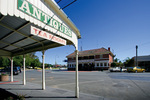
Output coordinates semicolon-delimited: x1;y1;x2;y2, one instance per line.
0;0;80;56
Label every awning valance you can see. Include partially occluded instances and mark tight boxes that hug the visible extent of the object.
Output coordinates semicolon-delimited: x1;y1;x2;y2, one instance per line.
0;0;80;56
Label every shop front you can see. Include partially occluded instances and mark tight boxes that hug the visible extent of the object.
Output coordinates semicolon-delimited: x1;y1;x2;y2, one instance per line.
0;0;80;98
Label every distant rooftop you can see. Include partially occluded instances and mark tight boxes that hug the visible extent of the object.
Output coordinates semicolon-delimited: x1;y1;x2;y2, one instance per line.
66;47;114;58
133;55;150;61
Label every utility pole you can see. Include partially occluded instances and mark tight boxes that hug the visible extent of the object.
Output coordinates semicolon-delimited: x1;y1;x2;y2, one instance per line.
136;45;138;67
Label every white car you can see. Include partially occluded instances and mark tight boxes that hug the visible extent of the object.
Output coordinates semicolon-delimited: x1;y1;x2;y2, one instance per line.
59;67;67;70
109;67;127;72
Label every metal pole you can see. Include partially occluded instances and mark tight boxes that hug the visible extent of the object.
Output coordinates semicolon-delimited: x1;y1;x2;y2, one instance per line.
23;55;26;85
42;50;45;90
75;50;79;98
136;45;138;66
11;57;13;82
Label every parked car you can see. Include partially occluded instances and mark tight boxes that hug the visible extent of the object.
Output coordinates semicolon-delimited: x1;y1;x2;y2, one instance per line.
15;66;21;73
27;66;33;69
127;67;145;73
109;67;127;72
59;67;67;70
3;67;19;75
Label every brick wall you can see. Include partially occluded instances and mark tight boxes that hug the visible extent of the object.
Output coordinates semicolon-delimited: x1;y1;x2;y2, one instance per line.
109;55;113;63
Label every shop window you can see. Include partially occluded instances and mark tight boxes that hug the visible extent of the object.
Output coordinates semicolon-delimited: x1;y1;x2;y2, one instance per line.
83;56;88;59
97;63;99;67
89;56;94;59
104;63;107;66
95;55;100;59
100;55;103;58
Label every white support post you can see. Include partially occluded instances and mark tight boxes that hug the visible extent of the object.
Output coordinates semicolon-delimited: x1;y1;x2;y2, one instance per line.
11;57;13;82
23;55;26;85
42;50;45;90
75;50;79;98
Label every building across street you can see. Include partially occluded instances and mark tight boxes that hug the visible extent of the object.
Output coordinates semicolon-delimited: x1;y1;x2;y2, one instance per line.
67;47;114;71
132;55;150;71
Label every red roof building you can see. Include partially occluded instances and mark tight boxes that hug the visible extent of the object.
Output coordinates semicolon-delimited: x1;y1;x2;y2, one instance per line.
66;47;114;71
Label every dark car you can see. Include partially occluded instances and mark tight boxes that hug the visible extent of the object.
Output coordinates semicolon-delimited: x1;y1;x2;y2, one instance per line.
15;66;21;73
3;67;19;75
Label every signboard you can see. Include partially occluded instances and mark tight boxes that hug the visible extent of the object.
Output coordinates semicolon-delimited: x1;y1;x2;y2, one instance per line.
18;0;72;37
31;26;66;45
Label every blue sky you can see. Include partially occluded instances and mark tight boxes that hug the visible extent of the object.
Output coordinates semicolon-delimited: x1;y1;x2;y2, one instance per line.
36;0;150;64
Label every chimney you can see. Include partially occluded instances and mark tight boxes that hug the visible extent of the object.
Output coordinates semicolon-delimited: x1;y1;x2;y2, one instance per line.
108;47;110;51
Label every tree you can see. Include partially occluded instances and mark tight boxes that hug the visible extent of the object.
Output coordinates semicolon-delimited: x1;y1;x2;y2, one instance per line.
0;57;10;67
31;58;41;67
111;62;116;67
124;57;134;67
0;53;41;68
111;58;123;67
114;58;119;63
13;55;23;66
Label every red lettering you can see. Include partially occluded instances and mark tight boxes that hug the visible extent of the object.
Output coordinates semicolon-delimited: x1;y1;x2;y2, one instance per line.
38;31;42;36
33;28;38;35
49;34;53;39
43;33;47;38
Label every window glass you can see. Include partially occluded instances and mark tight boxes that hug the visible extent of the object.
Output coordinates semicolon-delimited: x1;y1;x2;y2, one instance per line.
104;63;107;66
137;67;141;69
97;63;99;66
100;55;103;58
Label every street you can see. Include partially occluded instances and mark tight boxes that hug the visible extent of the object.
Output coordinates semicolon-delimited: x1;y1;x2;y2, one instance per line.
11;70;150;100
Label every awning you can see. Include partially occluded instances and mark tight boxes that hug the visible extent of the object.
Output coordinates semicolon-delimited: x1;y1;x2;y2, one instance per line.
0;0;80;56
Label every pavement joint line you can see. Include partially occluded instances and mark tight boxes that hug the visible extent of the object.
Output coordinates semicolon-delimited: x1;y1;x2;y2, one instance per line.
51;80;104;87
129;78;150;98
64;71;100;72
0;81;19;84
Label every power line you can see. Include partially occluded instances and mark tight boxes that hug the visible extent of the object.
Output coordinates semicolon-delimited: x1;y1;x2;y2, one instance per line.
61;0;77;10
57;0;62;4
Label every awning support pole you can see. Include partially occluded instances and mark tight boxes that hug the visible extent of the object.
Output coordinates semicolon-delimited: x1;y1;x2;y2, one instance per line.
23;55;26;85
42;50;45;90
11;57;13;82
75;50;79;98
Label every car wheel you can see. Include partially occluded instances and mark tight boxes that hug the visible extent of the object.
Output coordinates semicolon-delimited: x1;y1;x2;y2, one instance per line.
135;70;137;73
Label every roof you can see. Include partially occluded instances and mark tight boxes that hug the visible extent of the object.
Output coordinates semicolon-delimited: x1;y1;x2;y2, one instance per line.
0;0;80;57
45;0;81;39
132;55;150;62
66;47;114;58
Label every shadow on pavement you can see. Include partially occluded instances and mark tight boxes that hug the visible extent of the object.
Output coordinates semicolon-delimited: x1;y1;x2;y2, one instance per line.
0;88;76;99
0;88;18;100
6;88;42;90
25;96;76;99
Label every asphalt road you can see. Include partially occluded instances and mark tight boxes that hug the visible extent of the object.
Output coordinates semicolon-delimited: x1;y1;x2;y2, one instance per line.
13;70;150;100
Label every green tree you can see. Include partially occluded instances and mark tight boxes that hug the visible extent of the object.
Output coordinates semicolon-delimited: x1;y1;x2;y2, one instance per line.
114;58;119;63
111;58;123;67
0;53;42;68
13;55;23;66
0;57;10;67
111;62;116;67
124;57;134;67
31;58;41;67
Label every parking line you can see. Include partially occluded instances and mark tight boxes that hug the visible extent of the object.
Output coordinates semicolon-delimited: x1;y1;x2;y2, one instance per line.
0;81;19;84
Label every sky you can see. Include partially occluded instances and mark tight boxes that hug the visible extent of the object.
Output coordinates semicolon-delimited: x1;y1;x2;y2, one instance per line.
36;0;150;65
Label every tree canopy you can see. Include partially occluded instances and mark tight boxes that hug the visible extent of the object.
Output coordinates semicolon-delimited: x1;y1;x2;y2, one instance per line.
0;53;41;67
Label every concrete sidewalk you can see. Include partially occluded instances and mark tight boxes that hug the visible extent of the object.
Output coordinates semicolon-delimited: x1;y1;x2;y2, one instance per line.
0;81;109;100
